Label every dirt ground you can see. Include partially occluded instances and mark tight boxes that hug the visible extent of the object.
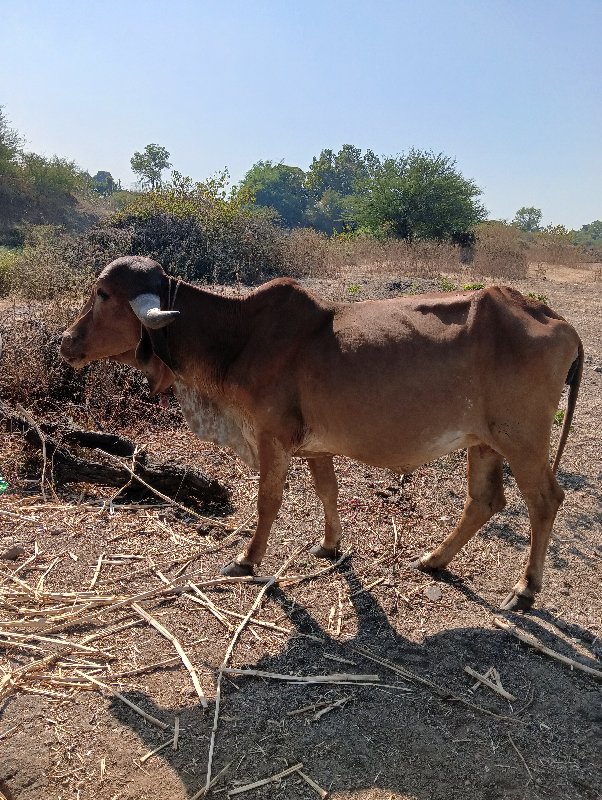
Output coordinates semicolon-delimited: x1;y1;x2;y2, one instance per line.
1;264;601;800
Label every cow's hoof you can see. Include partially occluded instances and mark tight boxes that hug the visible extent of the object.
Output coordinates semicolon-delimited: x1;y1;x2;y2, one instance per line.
499;590;534;612
310;544;340;560
410;553;437;572
220;560;254;577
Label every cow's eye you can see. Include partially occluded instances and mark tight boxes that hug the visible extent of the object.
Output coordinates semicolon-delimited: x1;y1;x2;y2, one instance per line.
97;288;109;300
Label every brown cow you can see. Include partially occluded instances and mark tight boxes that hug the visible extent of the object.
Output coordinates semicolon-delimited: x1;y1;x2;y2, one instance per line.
61;256;583;610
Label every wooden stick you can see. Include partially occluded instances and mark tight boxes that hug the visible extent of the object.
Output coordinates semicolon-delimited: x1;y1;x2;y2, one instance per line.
132;603;207;708
173;716;180;751
493;617;602;679
392;516;398;557
227;763;303;797
464;666;516;701
75;671;169;730
298;769;329;799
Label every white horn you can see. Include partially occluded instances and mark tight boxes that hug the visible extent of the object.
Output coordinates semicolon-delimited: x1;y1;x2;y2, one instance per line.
129;293;180;329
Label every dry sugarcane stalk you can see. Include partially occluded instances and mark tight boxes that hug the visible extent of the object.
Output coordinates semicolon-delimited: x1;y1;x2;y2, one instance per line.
75;670;169;730
190;760;234;799
132;602;207;708
493;617;602;679
349;576;386;598
298;769;329;799
223;668;380;684
227;763;303;797
44;581;186;634
464;666;516;701
140;736;176;764
173;716;180;751
89;554;105;590
355;645;526;724
204;544;306;792
313;696;351;720
279;551;351;586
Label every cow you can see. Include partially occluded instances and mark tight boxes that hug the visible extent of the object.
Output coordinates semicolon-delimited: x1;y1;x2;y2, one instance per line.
61;256;583;611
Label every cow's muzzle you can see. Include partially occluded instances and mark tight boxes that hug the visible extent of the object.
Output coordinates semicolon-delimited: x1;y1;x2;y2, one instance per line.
60;330;87;368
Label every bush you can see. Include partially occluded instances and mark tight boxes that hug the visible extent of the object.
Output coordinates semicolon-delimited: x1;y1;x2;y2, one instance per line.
472;222;528;280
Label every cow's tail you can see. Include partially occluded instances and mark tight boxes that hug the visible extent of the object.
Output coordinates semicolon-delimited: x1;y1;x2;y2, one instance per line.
552;340;584;474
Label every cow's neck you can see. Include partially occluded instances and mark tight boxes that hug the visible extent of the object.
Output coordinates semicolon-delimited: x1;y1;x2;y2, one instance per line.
166;281;247;393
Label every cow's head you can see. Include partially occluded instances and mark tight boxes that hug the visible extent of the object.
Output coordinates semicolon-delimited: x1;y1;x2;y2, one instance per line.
60;256;180;394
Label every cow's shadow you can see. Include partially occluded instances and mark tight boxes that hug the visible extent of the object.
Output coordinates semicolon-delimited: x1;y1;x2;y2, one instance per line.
108;561;602;800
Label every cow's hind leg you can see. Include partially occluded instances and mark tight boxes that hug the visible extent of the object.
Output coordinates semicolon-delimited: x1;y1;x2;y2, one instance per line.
221;440;291;577
414;444;505;571
307;456;343;559
500;459;564;612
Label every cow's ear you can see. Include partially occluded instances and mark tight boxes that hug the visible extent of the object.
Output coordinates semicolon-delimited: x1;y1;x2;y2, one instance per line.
135;328;176;396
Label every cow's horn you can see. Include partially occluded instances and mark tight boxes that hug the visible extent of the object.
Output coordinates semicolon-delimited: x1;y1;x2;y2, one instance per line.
129;293;180;329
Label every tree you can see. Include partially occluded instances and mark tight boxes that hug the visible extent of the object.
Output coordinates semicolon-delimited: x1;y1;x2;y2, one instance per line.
572;220;602;248
241;161;308;228
305;144;378;233
91;171;116;196
349;149;486;241
0;106;23;175
512;206;542;233
130;144;171;190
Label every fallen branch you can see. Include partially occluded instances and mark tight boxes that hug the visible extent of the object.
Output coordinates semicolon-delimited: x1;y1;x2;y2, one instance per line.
493;617;602;679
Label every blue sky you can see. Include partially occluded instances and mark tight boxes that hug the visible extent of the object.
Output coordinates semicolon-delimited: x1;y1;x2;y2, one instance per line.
1;0;600;228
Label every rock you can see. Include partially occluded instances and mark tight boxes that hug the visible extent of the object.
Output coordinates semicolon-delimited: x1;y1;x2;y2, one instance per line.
424;584;442;601
1;544;26;561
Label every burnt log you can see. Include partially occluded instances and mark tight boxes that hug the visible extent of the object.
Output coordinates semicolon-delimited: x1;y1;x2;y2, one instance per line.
0;402;230;510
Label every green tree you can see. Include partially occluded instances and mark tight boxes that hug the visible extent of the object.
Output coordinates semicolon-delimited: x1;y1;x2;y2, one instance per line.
241;161;308;228
572;220;602;248
130;143;171;190
0;106;23;175
512;206;542;232
21;153;88;196
305;144;378;233
349;149;486;241
91;171;116;196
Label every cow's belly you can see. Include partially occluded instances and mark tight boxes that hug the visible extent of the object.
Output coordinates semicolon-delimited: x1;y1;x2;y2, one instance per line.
175;383;259;469
297;425;478;472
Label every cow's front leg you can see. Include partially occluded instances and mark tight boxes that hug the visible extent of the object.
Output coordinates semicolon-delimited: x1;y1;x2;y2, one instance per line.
221;439;291;577
307;456;342;559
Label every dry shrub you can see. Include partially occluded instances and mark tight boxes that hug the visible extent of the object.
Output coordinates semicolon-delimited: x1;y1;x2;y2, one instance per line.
281;228;330;278
471;222;528;280
313;235;456;281
527;231;585;268
0;295;167;431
